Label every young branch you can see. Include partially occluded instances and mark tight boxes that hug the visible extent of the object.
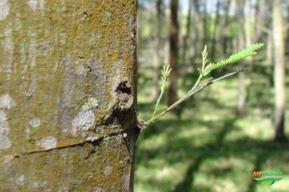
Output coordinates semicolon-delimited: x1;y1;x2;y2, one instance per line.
142;43;263;129
144;68;245;126
150;65;171;122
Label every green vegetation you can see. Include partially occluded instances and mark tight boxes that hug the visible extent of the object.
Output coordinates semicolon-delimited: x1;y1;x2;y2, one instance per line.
145;43;264;126
136;66;289;192
202;43;264;76
137;1;288;191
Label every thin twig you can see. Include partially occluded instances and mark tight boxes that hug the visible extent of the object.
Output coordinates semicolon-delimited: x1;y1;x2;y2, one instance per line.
145;68;245;126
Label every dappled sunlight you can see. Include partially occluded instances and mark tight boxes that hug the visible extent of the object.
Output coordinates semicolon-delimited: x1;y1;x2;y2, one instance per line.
236;117;274;140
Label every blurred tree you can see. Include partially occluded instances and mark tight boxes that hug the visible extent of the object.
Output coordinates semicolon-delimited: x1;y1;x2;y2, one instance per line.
152;0;165;100
261;0;274;67
237;0;252;115
221;0;231;55
182;0;193;66
266;31;273;67
211;0;221;60
202;1;208;48
272;0;286;141
192;0;201;59
254;0;262;42
168;0;179;106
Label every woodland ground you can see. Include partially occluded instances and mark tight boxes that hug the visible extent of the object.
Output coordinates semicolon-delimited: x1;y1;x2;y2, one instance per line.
135;64;289;192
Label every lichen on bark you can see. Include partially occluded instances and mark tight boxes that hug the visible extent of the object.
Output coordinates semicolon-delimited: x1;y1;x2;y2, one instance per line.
0;0;137;191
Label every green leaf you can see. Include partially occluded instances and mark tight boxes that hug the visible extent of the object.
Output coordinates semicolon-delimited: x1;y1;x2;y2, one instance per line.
254;177;282;186
203;43;264;76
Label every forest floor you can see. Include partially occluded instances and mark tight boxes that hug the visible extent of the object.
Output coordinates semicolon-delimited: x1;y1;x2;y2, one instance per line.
135;66;289;192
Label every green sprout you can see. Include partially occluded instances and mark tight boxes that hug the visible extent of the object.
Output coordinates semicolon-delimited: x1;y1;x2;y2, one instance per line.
150;64;171;121
144;43;264;127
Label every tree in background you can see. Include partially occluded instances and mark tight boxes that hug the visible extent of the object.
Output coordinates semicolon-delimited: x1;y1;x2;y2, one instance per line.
210;0;221;60
202;1;209;48
182;0;193;67
237;0;251;115
221;0;231;55
151;0;165;100
272;0;286;141
168;0;179;106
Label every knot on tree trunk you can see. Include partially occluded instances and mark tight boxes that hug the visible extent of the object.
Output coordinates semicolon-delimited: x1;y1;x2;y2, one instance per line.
115;81;134;111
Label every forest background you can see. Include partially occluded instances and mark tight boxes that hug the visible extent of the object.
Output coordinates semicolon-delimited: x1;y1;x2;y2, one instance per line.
136;0;289;191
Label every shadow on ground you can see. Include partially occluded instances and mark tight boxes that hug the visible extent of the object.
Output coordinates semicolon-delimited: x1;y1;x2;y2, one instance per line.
136;103;289;192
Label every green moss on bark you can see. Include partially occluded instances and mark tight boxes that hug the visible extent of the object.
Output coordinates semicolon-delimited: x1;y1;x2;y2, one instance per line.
0;0;137;191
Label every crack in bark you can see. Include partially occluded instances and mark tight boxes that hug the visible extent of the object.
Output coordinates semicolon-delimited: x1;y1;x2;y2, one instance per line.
9;129;128;159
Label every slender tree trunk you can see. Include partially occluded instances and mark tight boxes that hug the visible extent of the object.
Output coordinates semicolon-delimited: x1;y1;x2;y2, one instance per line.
266;32;273;66
210;0;221;60
193;0;202;53
222;0;231;55
183;0;201;71
152;0;164;100
237;0;251;115
254;0;261;42
191;0;201;62
272;0;286;141
0;1;138;191
168;0;179;106
237;31;246;115
202;1;208;48
182;0;193;66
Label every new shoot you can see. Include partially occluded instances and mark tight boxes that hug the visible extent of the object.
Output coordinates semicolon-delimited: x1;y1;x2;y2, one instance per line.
143;43;264;127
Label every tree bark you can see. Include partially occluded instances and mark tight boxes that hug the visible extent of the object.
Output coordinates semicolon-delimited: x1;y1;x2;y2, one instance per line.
168;0;179;106
0;1;137;191
272;0;286;141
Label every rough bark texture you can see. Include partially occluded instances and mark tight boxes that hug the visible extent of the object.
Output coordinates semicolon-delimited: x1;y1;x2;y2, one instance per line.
272;0;286;141
0;0;137;191
168;0;179;106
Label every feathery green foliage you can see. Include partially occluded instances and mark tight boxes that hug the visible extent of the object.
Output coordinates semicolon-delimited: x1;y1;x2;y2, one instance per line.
203;43;264;76
146;43;264;126
151;65;171;120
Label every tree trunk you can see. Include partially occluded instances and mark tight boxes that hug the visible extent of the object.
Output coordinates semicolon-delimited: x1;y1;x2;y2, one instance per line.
237;31;246;115
254;0;261;42
151;0;164;100
181;0;193;66
266;32;273;66
191;0;201;64
237;0;251;115
210;0;221;60
168;0;179;106
272;0;286;141
0;1;138;191
202;1;208;48
222;0;231;55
